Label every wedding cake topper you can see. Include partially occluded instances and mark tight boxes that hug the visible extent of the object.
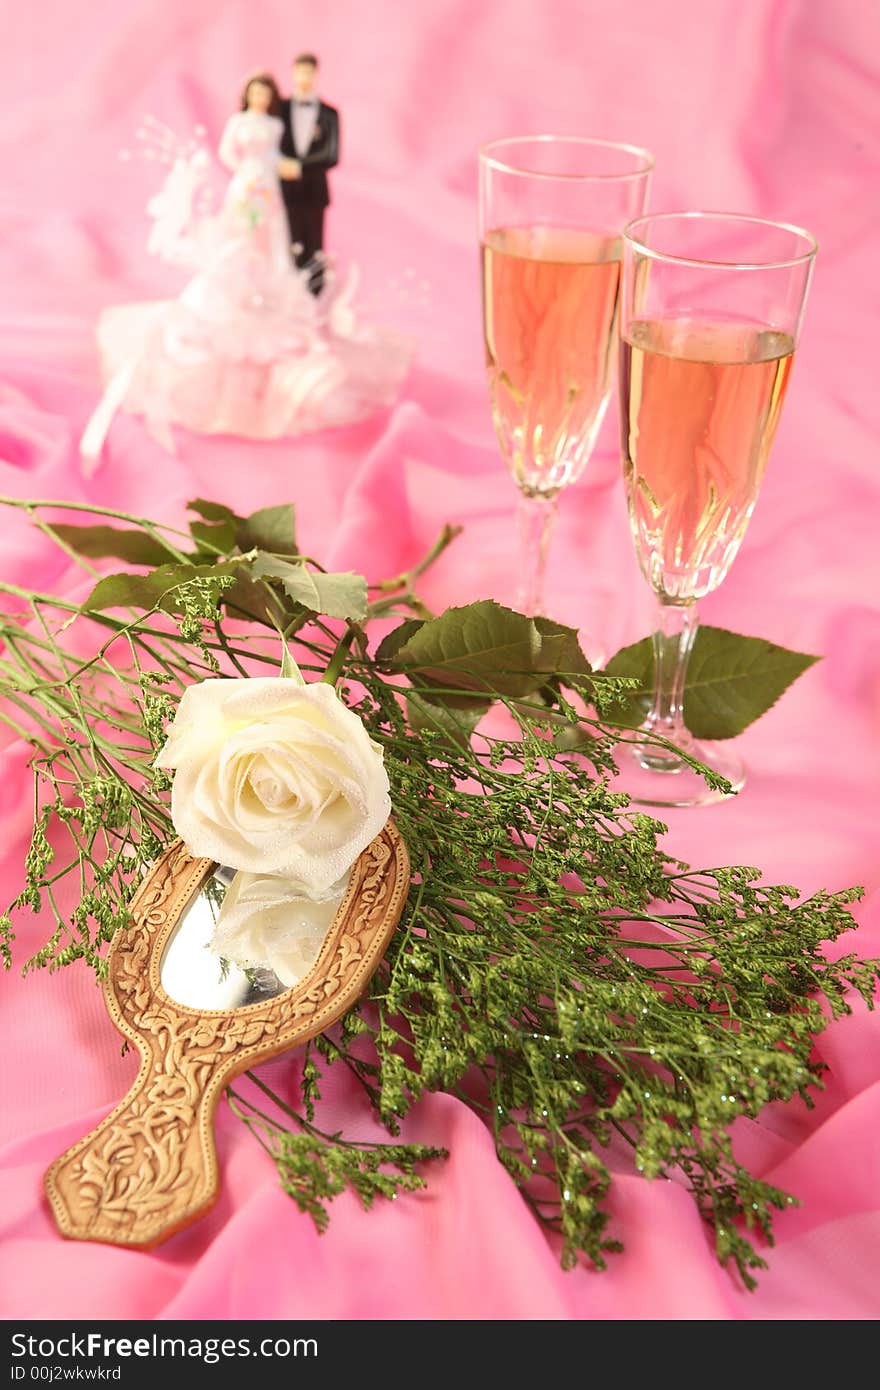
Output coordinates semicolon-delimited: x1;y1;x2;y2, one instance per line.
80;64;412;471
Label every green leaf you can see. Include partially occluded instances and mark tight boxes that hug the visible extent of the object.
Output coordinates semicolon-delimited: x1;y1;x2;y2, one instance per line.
390;601;538;700
81;564;225;616
279;636;305;683
187;498;243;524
221;569;294;629
684;628;820;738
603;626;820;739
189;519;238;555
252;555;368;621
307;571;369;623
375;619;426;665
406;685;489;751
237;504;298;556
44;523;174;567
389;600;591;703
600;642;653;729
532;616;594;682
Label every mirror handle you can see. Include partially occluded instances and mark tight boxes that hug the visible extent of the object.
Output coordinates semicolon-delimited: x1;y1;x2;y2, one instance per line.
45;1029;237;1248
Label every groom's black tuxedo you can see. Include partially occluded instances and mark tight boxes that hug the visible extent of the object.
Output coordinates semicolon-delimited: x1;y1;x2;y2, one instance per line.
279;97;340;292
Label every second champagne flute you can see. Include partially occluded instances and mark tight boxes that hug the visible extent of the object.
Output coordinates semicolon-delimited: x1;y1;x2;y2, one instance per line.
479;136;653;617
616;211;817;806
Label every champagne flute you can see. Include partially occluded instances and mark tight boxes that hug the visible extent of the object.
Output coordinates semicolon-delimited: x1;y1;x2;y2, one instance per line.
616;211;817;806
479;136;653;616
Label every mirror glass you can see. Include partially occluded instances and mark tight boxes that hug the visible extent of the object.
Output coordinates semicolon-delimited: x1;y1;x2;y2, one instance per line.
160;865;349;1010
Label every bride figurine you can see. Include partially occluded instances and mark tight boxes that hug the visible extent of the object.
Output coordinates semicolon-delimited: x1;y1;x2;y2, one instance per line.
81;73;412;470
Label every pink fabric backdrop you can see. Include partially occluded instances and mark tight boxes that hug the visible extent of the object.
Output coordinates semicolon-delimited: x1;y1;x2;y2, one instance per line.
1;0;879;1319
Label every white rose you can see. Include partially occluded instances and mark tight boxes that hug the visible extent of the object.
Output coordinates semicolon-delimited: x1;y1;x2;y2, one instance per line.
211;871;348;988
155;677;391;894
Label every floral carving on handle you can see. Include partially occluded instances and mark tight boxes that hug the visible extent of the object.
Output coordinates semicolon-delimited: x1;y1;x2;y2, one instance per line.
45;824;408;1248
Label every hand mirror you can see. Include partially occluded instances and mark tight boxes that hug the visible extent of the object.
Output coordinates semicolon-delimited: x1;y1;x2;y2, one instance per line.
45;822;408;1249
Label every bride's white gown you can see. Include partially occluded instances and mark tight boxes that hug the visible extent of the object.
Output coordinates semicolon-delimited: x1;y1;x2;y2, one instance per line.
82;110;411;466
177;111;314;360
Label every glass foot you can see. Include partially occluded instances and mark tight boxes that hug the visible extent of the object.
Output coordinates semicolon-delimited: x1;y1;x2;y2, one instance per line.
612;732;745;808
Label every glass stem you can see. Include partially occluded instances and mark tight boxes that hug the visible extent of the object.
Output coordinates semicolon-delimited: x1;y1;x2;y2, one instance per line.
515;491;558;616
640;600;698;769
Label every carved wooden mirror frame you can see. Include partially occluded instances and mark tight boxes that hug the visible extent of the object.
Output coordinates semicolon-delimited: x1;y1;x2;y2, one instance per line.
45;822;409;1249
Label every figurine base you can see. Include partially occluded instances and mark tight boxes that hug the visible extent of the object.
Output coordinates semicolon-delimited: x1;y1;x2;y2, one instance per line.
82;300;413;465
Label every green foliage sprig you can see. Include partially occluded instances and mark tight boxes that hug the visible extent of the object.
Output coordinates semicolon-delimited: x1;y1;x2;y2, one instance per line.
228;1078;448;1232
0;494;873;1289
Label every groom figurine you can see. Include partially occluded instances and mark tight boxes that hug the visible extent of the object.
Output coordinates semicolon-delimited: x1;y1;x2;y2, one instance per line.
279;53;340;295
